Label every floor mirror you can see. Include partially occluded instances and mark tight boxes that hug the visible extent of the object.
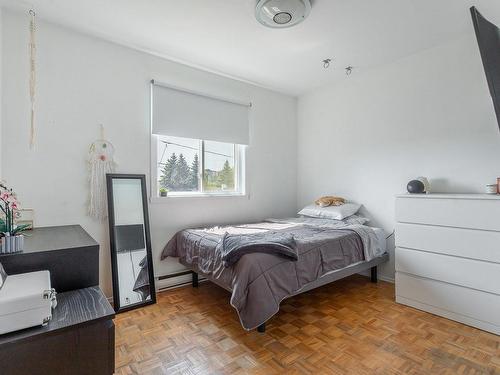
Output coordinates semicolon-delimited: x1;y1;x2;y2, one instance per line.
106;174;156;313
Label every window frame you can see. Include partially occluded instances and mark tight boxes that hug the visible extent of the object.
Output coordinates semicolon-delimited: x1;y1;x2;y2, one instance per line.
150;134;247;201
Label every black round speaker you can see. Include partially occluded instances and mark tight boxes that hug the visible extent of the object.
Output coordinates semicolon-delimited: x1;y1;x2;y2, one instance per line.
407;180;425;194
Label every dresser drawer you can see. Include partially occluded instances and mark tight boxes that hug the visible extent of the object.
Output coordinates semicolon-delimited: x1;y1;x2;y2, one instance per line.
395;247;500;295
396;272;500;333
395;196;500;231
395;223;500;263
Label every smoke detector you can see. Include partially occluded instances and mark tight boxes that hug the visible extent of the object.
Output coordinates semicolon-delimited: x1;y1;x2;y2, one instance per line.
255;0;311;28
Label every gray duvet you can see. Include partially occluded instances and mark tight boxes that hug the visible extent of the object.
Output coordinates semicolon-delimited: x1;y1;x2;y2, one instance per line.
161;218;382;330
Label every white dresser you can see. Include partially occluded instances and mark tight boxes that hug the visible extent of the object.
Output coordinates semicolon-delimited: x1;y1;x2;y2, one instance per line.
395;193;500;335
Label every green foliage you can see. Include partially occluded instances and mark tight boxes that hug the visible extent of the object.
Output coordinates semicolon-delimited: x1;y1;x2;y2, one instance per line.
203;160;234;191
11;224;30;235
0;218;29;236
190;154;199;189
159;153;178;190
1;210;14;235
160;153;199;191
176;154;191;190
160;153;234;192
217;160;235;189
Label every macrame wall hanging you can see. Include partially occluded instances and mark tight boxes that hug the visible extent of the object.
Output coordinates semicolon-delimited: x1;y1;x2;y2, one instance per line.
88;125;116;221
29;9;37;149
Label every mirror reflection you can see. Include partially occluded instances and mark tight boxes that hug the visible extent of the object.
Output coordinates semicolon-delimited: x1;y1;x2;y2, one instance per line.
114;224;149;305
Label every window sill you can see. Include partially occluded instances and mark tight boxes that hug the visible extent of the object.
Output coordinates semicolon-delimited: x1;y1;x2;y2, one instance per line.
150;192;249;203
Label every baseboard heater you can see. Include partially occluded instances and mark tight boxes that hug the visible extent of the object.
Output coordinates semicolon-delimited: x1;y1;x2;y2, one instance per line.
156;270;206;291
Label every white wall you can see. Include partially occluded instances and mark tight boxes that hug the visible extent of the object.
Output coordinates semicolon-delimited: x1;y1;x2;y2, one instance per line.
298;32;500;281
0;7;2;179
1;10;297;296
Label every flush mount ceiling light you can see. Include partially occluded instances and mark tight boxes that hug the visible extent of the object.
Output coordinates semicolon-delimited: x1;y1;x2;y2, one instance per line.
255;0;311;28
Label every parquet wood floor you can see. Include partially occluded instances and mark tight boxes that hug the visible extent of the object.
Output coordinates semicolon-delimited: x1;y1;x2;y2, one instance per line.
114;275;499;375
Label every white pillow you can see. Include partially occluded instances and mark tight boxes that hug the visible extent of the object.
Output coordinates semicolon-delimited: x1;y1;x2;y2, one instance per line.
298;203;362;220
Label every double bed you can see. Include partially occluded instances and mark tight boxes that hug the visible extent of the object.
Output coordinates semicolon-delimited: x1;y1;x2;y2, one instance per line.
162;217;389;332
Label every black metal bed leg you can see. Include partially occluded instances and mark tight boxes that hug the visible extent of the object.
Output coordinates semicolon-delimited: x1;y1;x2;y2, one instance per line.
192;271;199;288
257;323;266;333
370;266;378;283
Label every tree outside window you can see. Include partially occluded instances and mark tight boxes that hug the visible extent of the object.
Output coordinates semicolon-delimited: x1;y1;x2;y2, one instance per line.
156;135;238;195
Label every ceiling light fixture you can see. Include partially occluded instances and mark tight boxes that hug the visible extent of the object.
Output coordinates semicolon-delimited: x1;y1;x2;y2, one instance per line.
255;0;311;28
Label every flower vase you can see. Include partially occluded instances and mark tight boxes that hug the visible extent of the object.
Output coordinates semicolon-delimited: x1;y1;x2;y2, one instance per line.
0;234;24;254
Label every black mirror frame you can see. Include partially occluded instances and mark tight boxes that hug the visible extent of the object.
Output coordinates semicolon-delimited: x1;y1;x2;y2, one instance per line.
106;173;156;313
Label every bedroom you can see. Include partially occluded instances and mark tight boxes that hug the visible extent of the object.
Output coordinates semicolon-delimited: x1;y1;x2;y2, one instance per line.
0;0;499;374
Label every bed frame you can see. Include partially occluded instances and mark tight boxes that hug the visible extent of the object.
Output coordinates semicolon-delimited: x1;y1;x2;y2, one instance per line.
189;253;389;333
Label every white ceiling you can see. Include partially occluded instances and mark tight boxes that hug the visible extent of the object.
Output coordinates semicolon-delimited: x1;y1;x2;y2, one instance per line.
2;0;500;96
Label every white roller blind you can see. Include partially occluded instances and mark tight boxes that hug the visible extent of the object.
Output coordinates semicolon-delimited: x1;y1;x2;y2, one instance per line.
151;81;250;145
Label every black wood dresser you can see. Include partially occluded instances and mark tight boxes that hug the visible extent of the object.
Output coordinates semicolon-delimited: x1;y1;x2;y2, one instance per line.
0;225;99;292
0;225;115;375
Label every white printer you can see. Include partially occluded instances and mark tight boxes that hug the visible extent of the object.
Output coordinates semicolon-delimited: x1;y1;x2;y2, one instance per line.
0;267;57;335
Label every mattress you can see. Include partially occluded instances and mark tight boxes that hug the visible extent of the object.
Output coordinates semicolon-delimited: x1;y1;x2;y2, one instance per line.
162;218;386;330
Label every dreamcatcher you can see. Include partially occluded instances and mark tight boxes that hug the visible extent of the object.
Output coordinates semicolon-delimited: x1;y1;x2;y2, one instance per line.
88;126;116;221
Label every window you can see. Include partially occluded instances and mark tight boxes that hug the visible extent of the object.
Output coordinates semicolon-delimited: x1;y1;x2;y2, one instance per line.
152;135;245;197
150;81;250;198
